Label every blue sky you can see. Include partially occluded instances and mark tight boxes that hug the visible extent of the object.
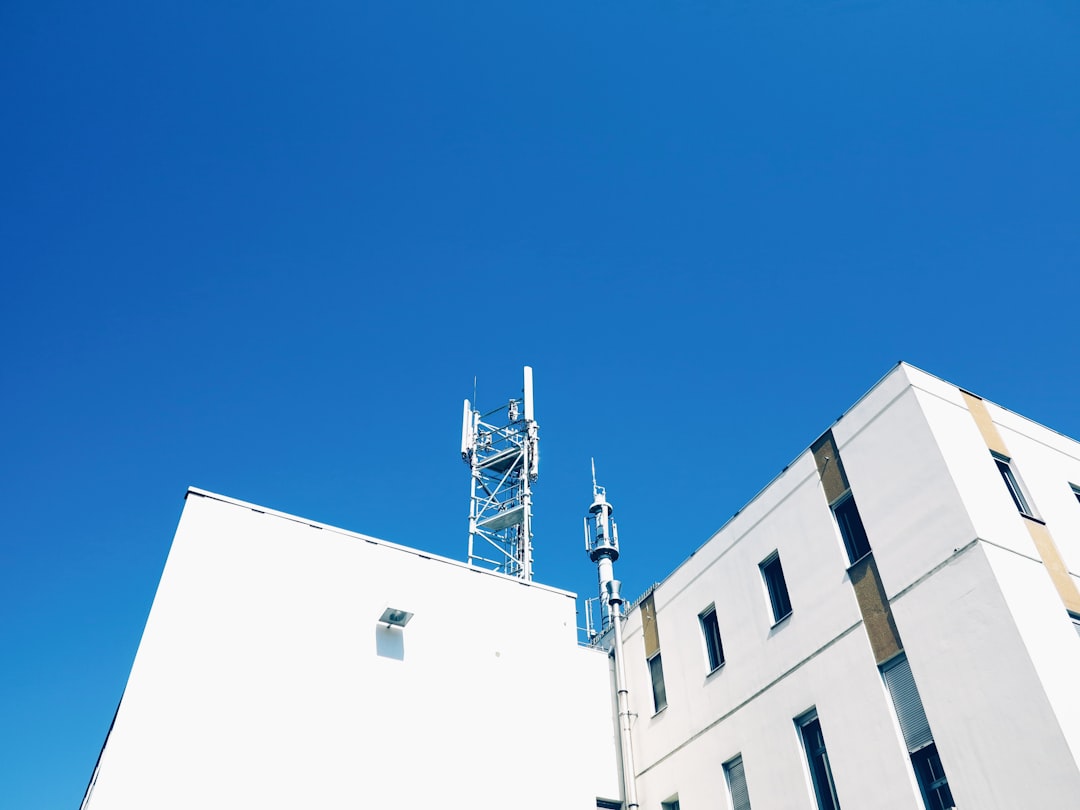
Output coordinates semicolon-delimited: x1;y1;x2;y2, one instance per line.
3;1;1079;806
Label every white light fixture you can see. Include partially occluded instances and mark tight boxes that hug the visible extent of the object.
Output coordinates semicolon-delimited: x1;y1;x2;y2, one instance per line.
379;607;414;627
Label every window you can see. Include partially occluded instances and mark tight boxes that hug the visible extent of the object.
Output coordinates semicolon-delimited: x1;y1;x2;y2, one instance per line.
1070;612;1080;641
882;656;932;751
831;492;871;564
760;552;792;623
1071;483;1080;507
700;606;725;672
798;711;841;810
596;801;622;810
724;755;752;810
993;452;1033;516
660;796;680;810
648;653;667;713
911;744;955;810
882;655;954;810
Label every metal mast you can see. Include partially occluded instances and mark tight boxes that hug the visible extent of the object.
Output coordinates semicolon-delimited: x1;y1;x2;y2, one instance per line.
461;367;539;580
584;463;639;810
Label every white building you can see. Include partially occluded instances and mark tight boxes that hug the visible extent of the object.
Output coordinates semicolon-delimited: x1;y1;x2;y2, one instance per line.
83;363;1080;810
617;363;1080;810
80;489;621;810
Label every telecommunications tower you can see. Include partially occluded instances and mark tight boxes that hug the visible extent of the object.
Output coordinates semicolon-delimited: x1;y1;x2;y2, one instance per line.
460;367;539;580
584;463;639;810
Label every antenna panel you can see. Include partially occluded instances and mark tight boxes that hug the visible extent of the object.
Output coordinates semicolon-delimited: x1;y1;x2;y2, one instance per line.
460;399;473;459
523;366;534;422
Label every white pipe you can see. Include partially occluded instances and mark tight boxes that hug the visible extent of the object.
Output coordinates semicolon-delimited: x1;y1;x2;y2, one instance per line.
520;470;532;581
610;595;639;810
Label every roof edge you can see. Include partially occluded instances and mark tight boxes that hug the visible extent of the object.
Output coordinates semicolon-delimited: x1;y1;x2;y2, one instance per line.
183;487;578;600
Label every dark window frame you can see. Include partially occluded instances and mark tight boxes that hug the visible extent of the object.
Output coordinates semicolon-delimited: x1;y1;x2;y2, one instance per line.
760;552;793;624
797;711;841;810
699;606;725;672
647;652;667;714
992;452;1035;517
831;491;872;564
911;743;955;810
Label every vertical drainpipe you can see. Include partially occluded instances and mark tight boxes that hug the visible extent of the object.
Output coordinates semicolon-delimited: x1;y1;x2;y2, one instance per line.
608;582;639;810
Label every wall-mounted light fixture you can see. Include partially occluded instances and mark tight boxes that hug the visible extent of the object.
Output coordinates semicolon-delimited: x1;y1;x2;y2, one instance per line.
379;607;414;628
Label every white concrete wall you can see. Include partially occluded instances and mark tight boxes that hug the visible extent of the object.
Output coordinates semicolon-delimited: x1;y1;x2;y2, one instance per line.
990;399;1080;575
619;392;923;809
84;490;620;810
894;368;1080;792
831;366;980;598
824;364;1080;807
890;542;1080;808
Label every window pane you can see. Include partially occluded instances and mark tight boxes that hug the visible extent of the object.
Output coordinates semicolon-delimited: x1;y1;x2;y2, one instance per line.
761;554;792;622
833;494;871;563
994;458;1031;515
649;653;667;712
800;716;841;810
911;744;955;810
701;609;724;671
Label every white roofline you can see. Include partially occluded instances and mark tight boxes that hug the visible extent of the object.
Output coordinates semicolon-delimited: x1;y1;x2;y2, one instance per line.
622;361;964;606
184;487;578;600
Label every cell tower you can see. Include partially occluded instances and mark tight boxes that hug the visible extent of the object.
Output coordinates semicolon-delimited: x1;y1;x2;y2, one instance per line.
460;367;539;580
584;463;639;810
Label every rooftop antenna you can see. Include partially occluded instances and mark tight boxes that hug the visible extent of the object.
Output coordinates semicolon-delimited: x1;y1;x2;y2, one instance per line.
461;367;540;580
584;463;639;810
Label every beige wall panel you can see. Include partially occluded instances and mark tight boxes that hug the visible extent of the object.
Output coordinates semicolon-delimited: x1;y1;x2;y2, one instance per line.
961;391;1008;454
848;555;903;664
641;593;660;658
1026;520;1080;614
812;433;849;503
962;392;1080;615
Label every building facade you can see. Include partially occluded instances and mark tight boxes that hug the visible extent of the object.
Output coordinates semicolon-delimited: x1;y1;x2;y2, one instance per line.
618;363;1080;810
83;363;1080;809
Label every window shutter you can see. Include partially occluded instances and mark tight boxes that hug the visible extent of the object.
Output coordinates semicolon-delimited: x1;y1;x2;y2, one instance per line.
726;756;751;810
883;656;933;752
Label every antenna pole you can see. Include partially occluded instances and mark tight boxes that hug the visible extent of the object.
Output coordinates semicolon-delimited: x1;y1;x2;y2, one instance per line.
584;466;639;810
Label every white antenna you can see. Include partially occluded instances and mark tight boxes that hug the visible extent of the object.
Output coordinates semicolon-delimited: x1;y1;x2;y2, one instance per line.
584;465;639;810
584;460;618;626
461;367;540;580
